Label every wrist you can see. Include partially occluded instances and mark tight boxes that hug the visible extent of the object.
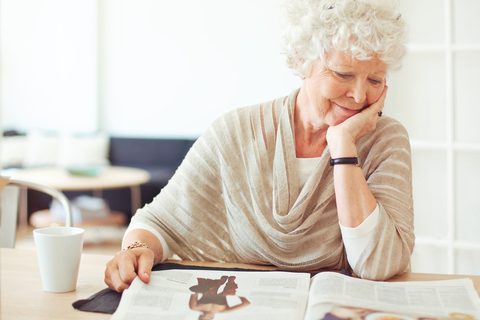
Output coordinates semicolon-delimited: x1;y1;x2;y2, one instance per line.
328;140;357;158
326;128;357;158
122;228;167;263
122;240;149;251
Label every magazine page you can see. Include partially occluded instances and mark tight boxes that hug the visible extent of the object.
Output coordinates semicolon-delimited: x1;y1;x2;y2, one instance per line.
111;269;311;320
304;271;480;320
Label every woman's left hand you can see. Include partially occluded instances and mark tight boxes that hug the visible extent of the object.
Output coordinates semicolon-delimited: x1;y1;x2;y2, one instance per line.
326;86;388;157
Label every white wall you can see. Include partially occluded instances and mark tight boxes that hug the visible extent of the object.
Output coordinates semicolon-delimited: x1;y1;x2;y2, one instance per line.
0;0;98;133
385;0;480;274
1;0;300;138
100;0;300;138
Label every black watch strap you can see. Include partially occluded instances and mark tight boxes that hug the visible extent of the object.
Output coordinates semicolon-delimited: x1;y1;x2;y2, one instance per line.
329;157;359;166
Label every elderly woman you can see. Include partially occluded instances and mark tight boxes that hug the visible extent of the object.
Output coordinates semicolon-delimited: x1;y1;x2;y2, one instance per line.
105;0;414;292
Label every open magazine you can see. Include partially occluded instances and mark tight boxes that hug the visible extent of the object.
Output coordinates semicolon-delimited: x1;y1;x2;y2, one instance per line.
111;269;480;320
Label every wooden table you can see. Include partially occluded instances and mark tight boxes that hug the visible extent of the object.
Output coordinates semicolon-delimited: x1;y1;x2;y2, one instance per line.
10;166;150;227
1;248;479;320
0;248;111;320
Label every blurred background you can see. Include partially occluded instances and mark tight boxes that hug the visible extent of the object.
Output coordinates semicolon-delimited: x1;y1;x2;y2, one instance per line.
1;0;479;274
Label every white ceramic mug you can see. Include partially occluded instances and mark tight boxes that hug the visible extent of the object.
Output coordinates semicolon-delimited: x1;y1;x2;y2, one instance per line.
33;226;85;293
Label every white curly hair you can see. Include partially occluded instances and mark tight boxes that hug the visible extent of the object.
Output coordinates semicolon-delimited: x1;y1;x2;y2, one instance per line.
282;0;407;77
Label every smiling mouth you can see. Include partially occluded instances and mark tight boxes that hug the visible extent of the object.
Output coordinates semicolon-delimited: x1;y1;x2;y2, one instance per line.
334;103;361;114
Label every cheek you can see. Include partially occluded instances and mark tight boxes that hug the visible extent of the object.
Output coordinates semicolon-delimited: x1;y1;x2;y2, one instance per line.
321;81;345;99
366;86;385;105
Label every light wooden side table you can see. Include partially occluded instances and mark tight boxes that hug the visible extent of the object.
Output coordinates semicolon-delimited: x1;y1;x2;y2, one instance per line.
11;166;150;228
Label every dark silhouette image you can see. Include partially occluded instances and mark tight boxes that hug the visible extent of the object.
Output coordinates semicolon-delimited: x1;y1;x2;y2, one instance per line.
188;275;250;320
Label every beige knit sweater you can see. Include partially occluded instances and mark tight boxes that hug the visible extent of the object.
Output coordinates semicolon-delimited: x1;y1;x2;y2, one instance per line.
132;89;415;280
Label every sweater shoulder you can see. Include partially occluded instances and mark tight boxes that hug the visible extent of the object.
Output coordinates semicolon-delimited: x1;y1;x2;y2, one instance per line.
360;116;411;150
376;116;409;139
209;94;289;132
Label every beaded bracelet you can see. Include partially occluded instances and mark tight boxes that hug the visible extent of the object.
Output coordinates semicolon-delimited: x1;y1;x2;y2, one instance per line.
122;240;149;251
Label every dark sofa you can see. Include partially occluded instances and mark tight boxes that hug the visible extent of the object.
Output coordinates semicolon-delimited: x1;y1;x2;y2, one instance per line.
25;136;196;223
103;137;196;219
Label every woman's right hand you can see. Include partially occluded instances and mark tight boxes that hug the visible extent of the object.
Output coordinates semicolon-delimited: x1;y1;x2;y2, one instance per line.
104;247;155;292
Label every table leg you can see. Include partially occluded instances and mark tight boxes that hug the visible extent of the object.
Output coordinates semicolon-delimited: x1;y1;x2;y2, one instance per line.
130;185;141;215
18;187;28;228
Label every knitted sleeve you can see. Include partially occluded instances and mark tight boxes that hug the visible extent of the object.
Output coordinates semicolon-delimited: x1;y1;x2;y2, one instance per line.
353;117;415;280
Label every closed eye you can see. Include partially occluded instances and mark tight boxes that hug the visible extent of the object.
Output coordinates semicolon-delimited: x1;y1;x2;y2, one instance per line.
368;78;383;86
334;71;353;80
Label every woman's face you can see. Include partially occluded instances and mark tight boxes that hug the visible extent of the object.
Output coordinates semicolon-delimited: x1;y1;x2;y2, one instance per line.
303;50;387;126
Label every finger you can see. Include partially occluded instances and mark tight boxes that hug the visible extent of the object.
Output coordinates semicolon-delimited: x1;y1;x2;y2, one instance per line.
104;260;114;286
118;251;138;285
117;250;137;283
109;268;131;292
137;250;155;284
105;259;130;292
358;86;387;120
374;85;388;112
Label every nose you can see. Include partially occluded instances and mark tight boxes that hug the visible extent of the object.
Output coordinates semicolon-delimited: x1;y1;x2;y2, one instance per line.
347;80;367;104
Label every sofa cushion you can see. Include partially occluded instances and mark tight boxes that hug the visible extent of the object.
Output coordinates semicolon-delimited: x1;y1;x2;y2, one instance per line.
109;137;194;167
104;137;196;217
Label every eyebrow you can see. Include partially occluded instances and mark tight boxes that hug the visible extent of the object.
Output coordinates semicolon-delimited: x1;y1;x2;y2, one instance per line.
328;65;386;77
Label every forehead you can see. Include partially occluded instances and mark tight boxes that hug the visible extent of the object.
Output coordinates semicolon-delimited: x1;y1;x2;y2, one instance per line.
325;50;387;74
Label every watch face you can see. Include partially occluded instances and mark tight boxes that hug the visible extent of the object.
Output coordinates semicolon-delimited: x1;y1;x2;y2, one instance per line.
364;312;415;320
